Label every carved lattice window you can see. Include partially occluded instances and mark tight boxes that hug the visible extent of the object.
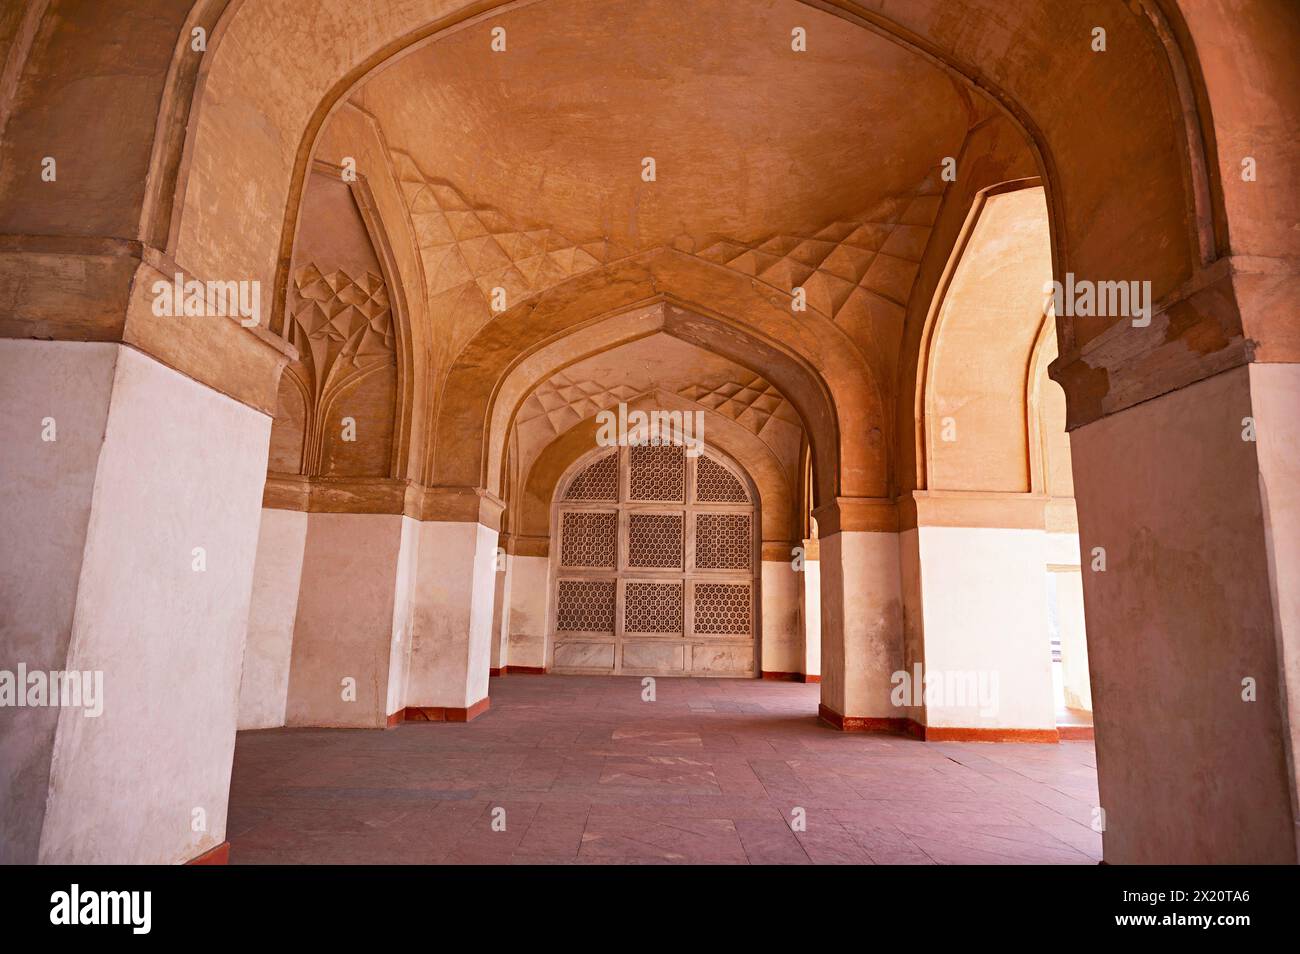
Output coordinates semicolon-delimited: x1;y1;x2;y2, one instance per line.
628;445;685;502
624;582;683;633
559;511;617;568
551;448;756;676
627;513;684;569
696;455;749;503
564;452;618;500
694;583;752;635
556;579;616;632
694;513;752;570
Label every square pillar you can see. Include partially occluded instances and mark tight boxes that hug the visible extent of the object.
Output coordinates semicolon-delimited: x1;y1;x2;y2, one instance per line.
1;340;269;864
1072;364;1298;863
283;512;416;728
505;535;551;670
814;498;904;728
406;497;501;718
238;508;308;729
900;497;1058;739
800;538;822;680
760;542;802;677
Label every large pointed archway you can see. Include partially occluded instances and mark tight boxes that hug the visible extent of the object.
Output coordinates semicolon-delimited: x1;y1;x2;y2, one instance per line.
2;0;1297;867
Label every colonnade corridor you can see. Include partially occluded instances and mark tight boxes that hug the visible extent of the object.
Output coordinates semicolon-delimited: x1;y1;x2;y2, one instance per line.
228;675;1101;865
1;0;1297;938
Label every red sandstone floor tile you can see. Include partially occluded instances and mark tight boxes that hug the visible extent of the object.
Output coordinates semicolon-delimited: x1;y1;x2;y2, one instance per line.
227;674;1102;865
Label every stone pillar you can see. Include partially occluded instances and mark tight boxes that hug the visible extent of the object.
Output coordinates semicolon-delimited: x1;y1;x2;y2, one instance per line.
489;535;512;674
505;535;551;670
898;493;1058;739
760;542;802;677
814;498;903;728
800;537;822;680
0;340;270;864
405;490;502;719
238;508;308;729
1072;364;1298;864
283;512;417;728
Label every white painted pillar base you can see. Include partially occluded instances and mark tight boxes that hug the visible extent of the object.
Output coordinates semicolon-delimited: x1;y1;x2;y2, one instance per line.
817;529;903;725
408;521;498;711
902;524;1057;734
506;554;550;669
0;340;269;864
760;554;802;676
238;508;307;729
283;512;417;728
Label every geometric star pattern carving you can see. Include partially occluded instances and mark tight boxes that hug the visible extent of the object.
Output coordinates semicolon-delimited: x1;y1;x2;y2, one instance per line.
517;369;794;442
289;263;395;403
677;376;788;435
392;150;631;308
518;371;641;435
682;181;944;319
390;149;944;331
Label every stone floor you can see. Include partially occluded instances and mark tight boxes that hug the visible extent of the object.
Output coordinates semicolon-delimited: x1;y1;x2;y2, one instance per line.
227;675;1102;864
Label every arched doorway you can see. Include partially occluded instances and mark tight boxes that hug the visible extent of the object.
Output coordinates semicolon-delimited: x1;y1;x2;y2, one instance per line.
549;443;761;677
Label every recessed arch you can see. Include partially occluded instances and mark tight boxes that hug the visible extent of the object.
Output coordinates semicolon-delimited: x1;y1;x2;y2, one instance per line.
430;251;878;504
149;0;1226;379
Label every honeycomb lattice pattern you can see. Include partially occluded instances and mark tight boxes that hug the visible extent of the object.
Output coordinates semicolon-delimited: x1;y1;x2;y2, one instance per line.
556;579;616;632
695;456;749;503
694;583;752;635
565;452;618;500
629;445;685;501
625;581;683;633
560;511;617;567
627;513;684;569
694;513;752;569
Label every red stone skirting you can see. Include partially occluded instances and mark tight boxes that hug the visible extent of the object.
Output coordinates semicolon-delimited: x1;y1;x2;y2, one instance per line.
907;721;1061;743
762;671;821;683
1057;724;1095;741
186;842;229;865
386;697;491;725
817;703;909;733
817;705;1070;743
490;666;547;676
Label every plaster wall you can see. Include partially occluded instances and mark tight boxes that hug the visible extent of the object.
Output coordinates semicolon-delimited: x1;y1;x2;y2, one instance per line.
898;529;925;724
384;516;421;717
285;512;405;728
490;553;511;670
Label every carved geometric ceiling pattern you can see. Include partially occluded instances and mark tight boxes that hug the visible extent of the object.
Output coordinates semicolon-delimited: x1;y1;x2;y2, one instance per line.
683;181;943;317
392;150;631;308
390;148;941;332
518;368;794;443
676;377;788;434
518;371;642;435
